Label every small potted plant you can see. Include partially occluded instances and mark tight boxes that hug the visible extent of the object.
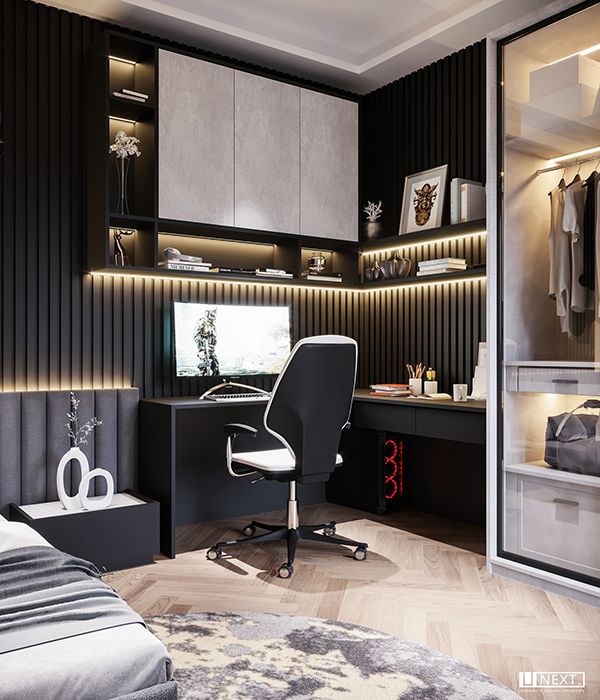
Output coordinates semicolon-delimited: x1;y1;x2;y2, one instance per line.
363;200;383;239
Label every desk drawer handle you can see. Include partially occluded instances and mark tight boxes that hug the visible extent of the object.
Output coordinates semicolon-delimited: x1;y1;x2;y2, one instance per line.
553;498;579;507
552;379;579;384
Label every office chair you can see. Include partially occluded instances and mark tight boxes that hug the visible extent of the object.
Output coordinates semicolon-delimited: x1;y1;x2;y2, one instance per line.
206;335;368;578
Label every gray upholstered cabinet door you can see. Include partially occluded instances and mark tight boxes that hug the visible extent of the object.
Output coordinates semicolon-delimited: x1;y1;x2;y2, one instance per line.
300;90;358;241
158;49;234;225
234;72;300;233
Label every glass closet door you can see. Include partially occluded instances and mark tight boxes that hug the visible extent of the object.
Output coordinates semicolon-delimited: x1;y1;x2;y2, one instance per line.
500;3;600;585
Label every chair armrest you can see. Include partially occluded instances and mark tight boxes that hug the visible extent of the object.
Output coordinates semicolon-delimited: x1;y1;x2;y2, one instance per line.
224;423;258;438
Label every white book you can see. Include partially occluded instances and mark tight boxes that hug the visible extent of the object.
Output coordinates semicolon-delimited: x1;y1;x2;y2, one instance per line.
122;88;149;99
416;267;467;276
113;91;146;103
158;261;212;272
419;257;466;268
450;178;481;224
460;183;486;223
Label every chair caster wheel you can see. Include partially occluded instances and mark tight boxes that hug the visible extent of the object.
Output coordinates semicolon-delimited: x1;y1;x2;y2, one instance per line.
207;546;222;561
278;563;294;579
242;524;256;537
323;525;336;537
353;546;368;561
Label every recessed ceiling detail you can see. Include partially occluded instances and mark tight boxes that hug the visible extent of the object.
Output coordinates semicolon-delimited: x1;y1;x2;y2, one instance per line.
43;0;555;91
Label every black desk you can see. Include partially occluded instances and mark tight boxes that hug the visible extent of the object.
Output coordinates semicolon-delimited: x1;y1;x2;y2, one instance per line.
327;390;486;524
139;397;325;558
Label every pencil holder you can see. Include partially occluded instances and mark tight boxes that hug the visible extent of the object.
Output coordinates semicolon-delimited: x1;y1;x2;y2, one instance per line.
409;378;423;395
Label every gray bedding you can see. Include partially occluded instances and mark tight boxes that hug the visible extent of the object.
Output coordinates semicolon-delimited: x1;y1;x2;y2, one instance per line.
0;546;143;655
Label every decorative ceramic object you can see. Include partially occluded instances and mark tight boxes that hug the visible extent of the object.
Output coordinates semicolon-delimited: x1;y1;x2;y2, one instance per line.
308;253;326;273
365;260;383;282
112;227;135;266
78;468;115;510
56;446;90;511
109;130;141;215
57;393;111;511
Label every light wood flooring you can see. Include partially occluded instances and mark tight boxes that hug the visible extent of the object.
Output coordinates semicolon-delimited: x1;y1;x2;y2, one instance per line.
106;504;600;699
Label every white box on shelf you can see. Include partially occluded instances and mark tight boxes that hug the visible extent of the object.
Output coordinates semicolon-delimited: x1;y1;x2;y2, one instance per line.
529;54;600;100
527;83;600;122
460;183;486;222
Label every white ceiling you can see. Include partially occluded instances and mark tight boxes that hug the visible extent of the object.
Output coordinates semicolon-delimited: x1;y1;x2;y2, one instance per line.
43;0;555;92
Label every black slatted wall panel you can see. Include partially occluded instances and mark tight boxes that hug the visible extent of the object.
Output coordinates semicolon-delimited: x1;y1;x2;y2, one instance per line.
359;41;487;390
360;40;486;238
0;0;363;398
1;0;486;399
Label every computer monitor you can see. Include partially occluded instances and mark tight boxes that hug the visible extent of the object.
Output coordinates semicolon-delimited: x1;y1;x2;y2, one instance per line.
173;301;291;378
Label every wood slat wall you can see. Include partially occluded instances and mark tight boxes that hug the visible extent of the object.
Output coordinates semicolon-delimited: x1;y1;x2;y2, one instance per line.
0;0;486;399
359;40;487;391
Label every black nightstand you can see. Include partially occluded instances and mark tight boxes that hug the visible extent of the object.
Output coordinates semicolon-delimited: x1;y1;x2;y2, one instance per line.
9;490;159;572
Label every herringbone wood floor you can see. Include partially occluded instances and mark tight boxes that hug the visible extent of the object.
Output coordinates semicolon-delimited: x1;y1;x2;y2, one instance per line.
106;505;600;699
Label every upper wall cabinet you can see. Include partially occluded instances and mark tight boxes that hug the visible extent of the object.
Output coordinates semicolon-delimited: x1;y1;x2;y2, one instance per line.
300;90;358;241
234;72;300;234
158;50;234;225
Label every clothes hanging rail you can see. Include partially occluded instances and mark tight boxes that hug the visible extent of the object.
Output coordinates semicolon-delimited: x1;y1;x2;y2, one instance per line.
536;153;600;176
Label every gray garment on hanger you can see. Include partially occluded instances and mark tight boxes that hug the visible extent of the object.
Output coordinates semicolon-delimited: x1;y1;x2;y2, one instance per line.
549;184;573;336
563;179;593;313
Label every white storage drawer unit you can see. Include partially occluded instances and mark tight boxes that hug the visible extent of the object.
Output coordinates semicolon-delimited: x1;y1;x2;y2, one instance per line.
508;364;600;395
505;471;600;579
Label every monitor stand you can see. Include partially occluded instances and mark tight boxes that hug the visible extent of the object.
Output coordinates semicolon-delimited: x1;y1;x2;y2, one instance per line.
199;380;271;400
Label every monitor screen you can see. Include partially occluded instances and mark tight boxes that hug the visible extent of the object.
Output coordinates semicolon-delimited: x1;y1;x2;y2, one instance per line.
173;302;291;378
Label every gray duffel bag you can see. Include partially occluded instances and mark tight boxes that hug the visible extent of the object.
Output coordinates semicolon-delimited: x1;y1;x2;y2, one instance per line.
545;399;600;476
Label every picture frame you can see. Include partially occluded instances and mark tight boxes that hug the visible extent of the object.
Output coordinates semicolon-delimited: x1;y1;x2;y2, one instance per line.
398;164;448;234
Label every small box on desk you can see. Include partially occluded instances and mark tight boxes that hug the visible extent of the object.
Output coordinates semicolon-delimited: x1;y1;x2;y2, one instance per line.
9;491;159;572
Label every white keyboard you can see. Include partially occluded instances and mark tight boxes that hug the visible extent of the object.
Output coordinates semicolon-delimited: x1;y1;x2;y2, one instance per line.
205;393;270;402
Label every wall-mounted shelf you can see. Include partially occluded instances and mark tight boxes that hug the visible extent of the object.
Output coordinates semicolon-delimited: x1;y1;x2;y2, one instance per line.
361;265;486;290
359;219;486;255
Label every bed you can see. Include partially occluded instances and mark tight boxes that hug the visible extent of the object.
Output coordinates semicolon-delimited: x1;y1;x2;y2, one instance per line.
0;513;175;700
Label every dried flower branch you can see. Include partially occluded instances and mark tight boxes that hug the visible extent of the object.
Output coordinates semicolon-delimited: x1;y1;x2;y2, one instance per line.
109;130;141;159
66;392;102;447
363;200;383;222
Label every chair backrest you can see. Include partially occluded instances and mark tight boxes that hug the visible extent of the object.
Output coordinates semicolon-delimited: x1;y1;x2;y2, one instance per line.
263;335;357;483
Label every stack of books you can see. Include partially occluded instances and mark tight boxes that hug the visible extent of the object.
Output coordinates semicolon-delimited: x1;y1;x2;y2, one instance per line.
416;258;467;277
112;88;149;104
255;268;293;279
158;259;213;273
300;271;342;284
369;383;411;397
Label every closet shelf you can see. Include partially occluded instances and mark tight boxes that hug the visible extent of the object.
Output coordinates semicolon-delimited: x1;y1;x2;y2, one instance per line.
505;461;600;489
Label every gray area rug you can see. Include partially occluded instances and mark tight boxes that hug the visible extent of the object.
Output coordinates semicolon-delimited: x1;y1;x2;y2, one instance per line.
146;612;522;699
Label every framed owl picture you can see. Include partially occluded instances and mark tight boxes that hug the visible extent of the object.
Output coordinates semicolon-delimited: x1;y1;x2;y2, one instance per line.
398;164;448;234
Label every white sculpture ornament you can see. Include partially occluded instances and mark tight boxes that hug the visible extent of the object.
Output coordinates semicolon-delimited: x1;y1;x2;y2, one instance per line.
57;393;114;511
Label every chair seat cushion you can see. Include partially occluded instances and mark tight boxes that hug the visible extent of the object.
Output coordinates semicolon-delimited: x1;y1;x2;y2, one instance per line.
232;449;343;473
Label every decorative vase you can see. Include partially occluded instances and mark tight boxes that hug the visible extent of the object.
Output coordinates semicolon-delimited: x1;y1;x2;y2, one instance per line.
78;468;115;511
57;446;90;510
363;221;383;240
116;156;131;215
365;260;383;282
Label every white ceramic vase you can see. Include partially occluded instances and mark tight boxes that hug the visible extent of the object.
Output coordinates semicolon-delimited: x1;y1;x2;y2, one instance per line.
57;446;90;510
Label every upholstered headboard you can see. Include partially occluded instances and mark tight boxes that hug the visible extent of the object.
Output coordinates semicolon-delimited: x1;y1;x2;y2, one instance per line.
0;388;139;512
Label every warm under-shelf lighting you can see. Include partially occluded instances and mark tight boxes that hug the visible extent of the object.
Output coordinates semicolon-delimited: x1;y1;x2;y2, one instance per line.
550;43;600;64
89;270;486;293
109;115;137;125
361;229;487;257
109;55;136;65
551;146;600;163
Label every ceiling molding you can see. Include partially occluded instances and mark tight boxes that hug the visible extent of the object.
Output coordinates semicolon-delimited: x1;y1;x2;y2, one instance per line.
40;0;555;92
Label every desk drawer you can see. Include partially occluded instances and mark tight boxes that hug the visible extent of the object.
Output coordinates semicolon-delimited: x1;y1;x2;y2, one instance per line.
416;410;485;445
351;402;416;433
505;473;600;579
